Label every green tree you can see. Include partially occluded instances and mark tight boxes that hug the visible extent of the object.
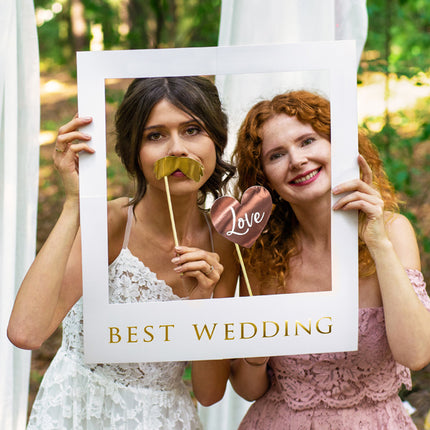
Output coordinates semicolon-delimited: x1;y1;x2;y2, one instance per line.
364;0;430;78
35;0;222;68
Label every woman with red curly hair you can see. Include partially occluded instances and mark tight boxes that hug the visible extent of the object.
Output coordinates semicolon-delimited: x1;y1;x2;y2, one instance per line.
230;90;430;429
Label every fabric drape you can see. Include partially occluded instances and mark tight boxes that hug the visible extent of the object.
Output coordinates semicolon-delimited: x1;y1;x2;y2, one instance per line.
0;1;40;428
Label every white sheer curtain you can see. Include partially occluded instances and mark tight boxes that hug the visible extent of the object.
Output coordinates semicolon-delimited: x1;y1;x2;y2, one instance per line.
0;1;40;429
198;1;367;429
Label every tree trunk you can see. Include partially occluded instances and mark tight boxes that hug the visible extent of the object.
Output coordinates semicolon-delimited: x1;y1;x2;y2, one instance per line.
150;0;166;48
128;0;149;49
70;0;88;52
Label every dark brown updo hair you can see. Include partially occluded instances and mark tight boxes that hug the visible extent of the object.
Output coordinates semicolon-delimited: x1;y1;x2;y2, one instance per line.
115;76;235;207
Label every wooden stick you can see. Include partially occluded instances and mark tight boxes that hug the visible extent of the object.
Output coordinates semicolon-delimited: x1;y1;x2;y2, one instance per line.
235;243;253;297
164;176;179;247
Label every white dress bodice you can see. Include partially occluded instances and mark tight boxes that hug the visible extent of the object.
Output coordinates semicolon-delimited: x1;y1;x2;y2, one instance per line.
27;206;204;430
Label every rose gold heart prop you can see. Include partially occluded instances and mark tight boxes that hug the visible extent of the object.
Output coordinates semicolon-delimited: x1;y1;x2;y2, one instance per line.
210;186;272;248
210;186;272;297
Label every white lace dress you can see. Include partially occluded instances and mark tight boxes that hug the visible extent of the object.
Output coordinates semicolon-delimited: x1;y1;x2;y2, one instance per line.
27;233;203;429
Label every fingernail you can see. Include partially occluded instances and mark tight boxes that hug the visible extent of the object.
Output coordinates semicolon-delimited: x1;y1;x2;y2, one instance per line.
174;246;183;252
332;186;339;193
173;266;182;272
82;133;91;138
171;257;180;264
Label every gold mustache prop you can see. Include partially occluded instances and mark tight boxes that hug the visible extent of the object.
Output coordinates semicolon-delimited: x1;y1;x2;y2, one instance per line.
154;156;204;182
153;156;204;248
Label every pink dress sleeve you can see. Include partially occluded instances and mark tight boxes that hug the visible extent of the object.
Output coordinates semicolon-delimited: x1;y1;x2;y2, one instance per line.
406;268;430;311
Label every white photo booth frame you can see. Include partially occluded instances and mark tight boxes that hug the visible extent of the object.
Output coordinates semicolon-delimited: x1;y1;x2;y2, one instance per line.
77;42;358;363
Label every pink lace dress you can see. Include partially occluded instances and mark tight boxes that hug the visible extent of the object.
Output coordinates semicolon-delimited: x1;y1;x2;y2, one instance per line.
238;270;430;430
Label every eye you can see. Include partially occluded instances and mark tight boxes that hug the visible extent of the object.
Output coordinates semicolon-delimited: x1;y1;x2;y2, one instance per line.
301;137;315;147
269;152;285;161
146;132;163;141
184;125;201;136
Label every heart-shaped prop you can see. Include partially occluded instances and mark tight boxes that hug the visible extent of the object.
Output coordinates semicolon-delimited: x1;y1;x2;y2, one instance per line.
210;186;272;248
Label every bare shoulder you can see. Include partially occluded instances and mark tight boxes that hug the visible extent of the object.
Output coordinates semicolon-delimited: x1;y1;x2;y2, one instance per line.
108;197;129;226
107;197;130;261
385;212;421;270
384;212;416;239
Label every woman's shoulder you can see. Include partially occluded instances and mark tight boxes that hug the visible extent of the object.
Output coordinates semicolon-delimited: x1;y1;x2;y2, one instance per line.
108;197;129;219
107;197;130;255
384;211;421;270
384;211;416;239
108;196;129;222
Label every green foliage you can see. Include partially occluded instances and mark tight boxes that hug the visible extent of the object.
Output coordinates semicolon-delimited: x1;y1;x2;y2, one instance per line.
361;95;430;268
82;0;121;49
367;122;414;194
36;0;222;67
177;0;221;47
362;116;427;196
105;87;126;105
30;370;44;385
183;363;192;381
364;0;430;78
41;119;61;131
36;3;70;70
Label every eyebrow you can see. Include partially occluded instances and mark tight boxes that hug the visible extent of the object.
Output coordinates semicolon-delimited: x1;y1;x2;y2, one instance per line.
262;132;319;159
143;119;199;132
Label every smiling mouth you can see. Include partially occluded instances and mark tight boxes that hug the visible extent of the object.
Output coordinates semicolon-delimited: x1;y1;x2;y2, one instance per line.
290;168;321;185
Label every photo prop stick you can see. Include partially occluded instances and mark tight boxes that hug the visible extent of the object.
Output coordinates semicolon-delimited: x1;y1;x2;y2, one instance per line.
154;156;204;246
210;186;272;296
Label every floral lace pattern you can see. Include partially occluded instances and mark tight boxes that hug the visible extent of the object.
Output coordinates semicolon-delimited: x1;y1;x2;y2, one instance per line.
239;269;429;430
27;247;202;430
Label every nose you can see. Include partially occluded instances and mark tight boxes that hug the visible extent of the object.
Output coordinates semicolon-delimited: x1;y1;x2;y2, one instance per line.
167;133;189;157
289;148;307;170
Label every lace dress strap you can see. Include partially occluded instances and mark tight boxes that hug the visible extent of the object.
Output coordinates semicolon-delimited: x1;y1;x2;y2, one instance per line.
203;211;214;252
122;205;133;249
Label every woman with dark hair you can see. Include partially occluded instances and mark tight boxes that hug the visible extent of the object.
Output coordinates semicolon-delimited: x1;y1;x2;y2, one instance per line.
8;76;238;429
230;90;430;429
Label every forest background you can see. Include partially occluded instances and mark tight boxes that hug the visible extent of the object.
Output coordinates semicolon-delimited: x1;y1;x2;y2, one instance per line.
31;0;430;427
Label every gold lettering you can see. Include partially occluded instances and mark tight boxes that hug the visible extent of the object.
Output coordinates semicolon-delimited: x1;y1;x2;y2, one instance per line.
143;325;154;342
263;321;279;338
127;326;138;343
316;317;332;334
225;323;235;340
295;320;311;335
240;322;257;339
192;323;217;340
109;327;121;343
159;324;174;341
285;320;289;336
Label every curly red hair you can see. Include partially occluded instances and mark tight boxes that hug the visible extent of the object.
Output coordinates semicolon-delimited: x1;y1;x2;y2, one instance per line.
233;91;398;289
